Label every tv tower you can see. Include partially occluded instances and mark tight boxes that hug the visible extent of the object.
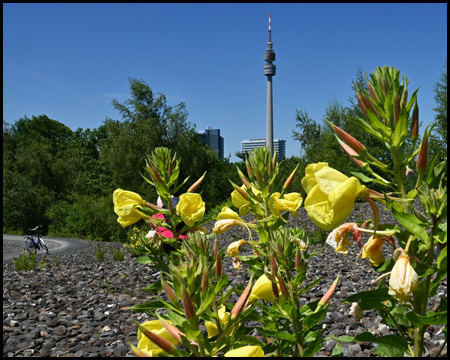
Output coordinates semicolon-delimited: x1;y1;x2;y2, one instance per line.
264;14;276;156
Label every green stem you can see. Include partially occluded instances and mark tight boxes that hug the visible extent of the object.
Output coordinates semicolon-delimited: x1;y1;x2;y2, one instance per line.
384;308;414;356
391;150;410;213
414;215;437;357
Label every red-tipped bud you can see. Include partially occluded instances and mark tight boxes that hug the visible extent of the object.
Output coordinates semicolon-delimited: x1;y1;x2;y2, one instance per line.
269;254;278;274
315;275;340;312
230;278;253;320
213;237;218;258
133;320;178;355
416;129;428;173
276;243;284;258
230;180;251;200
362;93;378;117
295;250;303;270
356;92;367;118
161;277;178;303
237;167;251;188
145;202;167;213
215;250;223;277
161;321;185;342
201;268;209;294
277;274;289;298
401;87;408;108
271;281;279;300
338;140;365;167
368;82;378;102
327;120;365;155
181;286;195;321
188;171;206;193
411;103;419;141
283;164;299;190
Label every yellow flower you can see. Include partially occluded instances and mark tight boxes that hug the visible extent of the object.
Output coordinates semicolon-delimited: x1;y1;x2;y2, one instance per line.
137;320;178;357
248;274;281;303
205;306;230;338
388;252;419;303
362;235;386;266
231;185;261;216
113;188;147;228
213;207;245;235
227;240;247;257
269;192;303;218
326;223;359;254
224;345;264;357
302;163;365;230
175;193;205;227
231;186;251;216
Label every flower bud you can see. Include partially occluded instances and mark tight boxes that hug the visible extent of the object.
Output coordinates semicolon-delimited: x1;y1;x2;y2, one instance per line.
229;180;251;201
215;250;223;277
356;92;367;118
315;275;340;312
201;268;209;294
161;277;178;303
338;140;365;167
394;95;400;124
187;171;206;193
367;82;378;102
283;164;299;191
161;321;185;342
237;167;251;188
269;254;278;274
411;103;419;141
277;274;289;298
416;129;428;173
181;286;196;321
326;120;366;155
230;278;252;321
400;87;408;108
133;320;178;355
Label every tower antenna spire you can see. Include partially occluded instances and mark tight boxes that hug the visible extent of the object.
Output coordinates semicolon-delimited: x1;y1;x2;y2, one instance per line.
268;14;272;42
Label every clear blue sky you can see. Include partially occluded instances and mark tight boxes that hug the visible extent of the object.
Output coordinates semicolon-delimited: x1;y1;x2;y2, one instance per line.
3;3;447;163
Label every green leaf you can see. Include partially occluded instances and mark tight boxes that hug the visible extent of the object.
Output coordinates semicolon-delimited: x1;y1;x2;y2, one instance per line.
343;287;392;310
331;340;343;357
332;333;408;353
391;207;430;245
437;246;447;271
303;328;326;357
405;310;447;326
365;108;392;139
374;343;405;357
349;116;383;141
391;106;409;150
256;327;297;342
350;171;393;187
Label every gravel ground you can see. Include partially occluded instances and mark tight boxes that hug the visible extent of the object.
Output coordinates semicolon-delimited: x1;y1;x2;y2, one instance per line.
3;202;447;357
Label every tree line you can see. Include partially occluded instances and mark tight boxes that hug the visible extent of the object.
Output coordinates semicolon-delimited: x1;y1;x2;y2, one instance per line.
3;62;446;242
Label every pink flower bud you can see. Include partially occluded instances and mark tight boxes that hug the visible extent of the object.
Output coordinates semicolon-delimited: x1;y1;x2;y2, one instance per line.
328;121;366;155
133;320;178;355
230;279;252;321
187;171;206;193
181;286;195;321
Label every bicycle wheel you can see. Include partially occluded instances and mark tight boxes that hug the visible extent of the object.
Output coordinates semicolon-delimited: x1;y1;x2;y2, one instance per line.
25;238;35;253
40;239;49;254
27;238;37;254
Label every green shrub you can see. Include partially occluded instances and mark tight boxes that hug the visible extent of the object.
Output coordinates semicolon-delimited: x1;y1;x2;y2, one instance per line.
13;250;36;271
95;243;106;262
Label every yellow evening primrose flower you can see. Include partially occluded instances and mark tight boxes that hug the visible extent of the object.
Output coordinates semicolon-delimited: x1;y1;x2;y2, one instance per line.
326;223;359;255
175;193;205;227
205;306;230;338
113;189;147;228
231;185;262;216
269;192;303;218
301;163;365;230
227;239;247;258
213;207;244;235
362;235;386;266
388;252;419;303
224;345;264;357
137;320;178;357
248;274;281;303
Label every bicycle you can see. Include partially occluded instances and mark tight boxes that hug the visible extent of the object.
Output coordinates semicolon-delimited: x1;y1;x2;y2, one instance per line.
24;225;49;254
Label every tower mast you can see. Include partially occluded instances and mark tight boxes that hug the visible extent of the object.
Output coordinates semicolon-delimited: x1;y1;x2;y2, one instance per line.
264;14;276;156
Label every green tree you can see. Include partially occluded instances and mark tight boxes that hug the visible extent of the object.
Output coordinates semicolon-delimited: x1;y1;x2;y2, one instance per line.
430;59;447;160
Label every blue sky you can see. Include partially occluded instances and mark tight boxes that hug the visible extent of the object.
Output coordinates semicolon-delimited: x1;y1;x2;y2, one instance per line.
3;3;447;163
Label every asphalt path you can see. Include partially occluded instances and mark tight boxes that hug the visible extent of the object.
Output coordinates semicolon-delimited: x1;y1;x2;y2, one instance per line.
3;234;90;264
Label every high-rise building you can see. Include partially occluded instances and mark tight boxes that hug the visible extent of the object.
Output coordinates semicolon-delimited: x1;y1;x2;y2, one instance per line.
198;126;224;158
241;138;286;160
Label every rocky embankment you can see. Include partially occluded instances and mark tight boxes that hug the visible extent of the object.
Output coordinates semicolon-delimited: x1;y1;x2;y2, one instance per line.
3;203;447;357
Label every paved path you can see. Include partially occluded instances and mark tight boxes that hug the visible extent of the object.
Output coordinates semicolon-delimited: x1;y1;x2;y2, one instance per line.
2;234;90;263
